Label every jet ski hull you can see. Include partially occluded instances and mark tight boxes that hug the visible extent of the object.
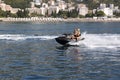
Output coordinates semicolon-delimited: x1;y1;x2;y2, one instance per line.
55;36;85;46
55;36;70;45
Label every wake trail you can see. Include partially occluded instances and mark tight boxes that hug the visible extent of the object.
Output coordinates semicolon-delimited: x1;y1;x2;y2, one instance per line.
79;33;120;49
0;34;58;41
0;33;120;49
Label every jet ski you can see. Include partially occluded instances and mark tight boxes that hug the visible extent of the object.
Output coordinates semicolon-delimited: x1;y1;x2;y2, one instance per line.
55;34;85;46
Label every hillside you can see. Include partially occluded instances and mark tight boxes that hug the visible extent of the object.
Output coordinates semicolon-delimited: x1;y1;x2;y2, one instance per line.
42;0;120;9
2;0;120;9
3;0;32;9
65;0;120;9
81;0;120;9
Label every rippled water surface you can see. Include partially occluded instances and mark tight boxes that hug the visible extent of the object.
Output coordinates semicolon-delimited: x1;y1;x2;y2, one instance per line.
0;22;120;80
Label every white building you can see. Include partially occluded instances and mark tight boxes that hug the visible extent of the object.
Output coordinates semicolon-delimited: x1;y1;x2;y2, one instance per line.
77;4;88;16
42;3;48;8
48;0;55;6
0;2;12;11
109;4;114;9
0;2;7;11
96;3;115;17
27;8;41;14
68;6;75;11
34;0;42;5
31;2;35;8
11;8;20;14
40;7;47;15
56;0;61;2
0;1;20;14
58;0;67;10
100;3;106;9
114;6;120;12
99;8;113;16
48;6;60;15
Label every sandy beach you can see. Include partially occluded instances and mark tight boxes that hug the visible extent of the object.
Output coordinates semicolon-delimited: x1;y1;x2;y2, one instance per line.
0;17;120;22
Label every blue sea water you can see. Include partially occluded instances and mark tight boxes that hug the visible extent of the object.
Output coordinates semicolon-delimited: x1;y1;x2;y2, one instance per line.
0;22;120;80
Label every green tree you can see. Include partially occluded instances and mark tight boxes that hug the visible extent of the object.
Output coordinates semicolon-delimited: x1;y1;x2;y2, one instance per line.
113;12;120;17
3;11;11;17
0;8;4;17
57;9;79;18
23;9;29;17
3;0;32;9
70;9;79;18
57;10;68;18
0;8;16;17
16;9;29;18
30;12;43;17
17;10;23;17
51;11;57;18
86;13;95;17
45;10;49;17
95;11;105;17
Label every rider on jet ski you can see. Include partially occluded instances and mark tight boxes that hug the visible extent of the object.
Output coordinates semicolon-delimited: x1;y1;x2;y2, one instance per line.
71;28;81;41
55;28;83;45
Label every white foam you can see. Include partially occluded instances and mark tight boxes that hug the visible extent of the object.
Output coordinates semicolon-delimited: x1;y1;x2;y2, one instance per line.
67;32;120;49
0;33;120;49
80;33;120;49
67;32;87;46
0;34;58;41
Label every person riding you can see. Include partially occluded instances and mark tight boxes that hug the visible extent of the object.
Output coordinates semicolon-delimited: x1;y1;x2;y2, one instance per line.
71;28;81;41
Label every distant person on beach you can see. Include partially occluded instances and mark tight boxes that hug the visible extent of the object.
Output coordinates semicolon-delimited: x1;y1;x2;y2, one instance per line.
71;28;81;41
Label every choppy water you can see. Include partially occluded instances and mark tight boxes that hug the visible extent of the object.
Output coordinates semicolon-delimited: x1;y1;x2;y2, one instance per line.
0;22;120;80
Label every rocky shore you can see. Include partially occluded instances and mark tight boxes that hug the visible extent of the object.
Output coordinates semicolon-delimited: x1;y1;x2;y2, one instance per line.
0;17;120;22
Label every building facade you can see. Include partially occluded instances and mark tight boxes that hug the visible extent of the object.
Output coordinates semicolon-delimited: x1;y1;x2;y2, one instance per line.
95;3;120;17
77;4;88;16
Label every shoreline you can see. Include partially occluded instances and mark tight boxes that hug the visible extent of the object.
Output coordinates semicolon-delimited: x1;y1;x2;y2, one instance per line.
0;17;120;22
